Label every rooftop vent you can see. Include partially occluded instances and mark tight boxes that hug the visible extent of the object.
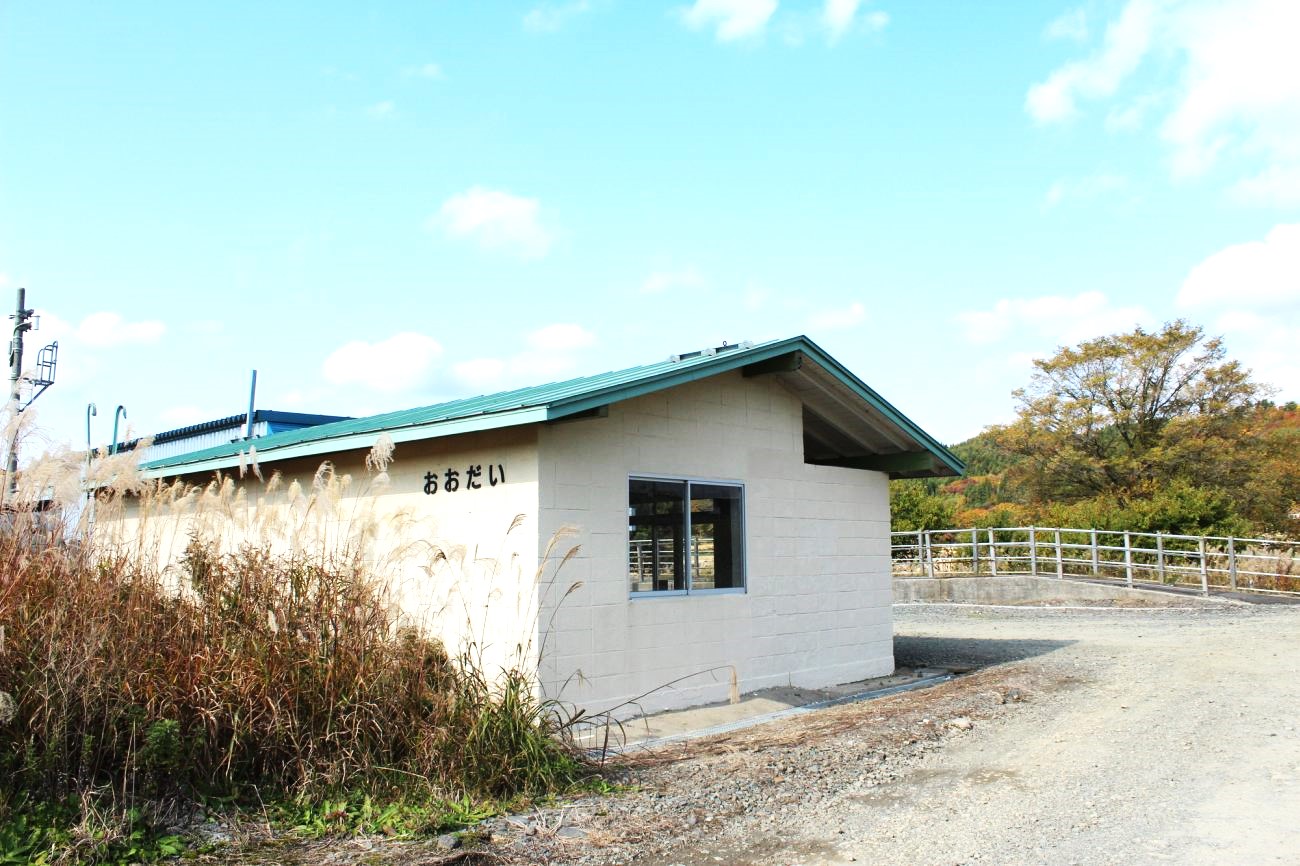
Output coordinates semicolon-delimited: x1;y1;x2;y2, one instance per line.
669;340;754;363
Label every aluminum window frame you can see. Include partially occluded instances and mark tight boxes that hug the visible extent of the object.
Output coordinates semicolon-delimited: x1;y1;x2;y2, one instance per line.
628;473;747;599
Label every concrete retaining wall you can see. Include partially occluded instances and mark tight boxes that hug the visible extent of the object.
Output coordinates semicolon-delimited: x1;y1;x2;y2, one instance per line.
894;576;1234;606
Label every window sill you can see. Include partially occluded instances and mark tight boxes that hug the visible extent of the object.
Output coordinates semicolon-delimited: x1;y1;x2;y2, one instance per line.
629;587;747;599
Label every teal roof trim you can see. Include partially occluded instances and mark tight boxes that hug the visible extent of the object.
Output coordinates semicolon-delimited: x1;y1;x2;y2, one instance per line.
141;336;963;478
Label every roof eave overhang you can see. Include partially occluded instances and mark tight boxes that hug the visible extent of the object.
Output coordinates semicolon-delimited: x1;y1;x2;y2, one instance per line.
790;343;964;477
548;338;962;479
140;406;550;479
141;335;963;481
812;451;960;479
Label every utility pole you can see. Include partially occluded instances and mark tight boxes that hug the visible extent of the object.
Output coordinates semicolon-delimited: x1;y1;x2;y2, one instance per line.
6;288;34;500
5;288;57;503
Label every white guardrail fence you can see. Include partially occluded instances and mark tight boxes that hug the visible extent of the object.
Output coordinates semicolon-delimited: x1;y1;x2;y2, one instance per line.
890;527;1300;597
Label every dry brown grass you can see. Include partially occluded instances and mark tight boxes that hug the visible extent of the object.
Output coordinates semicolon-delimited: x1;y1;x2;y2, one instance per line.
0;424;594;862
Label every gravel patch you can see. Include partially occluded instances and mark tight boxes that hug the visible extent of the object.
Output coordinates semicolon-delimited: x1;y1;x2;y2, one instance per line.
216;602;1300;865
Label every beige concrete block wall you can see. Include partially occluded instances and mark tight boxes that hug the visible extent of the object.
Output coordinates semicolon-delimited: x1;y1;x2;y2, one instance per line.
537;371;894;718
102;427;544;680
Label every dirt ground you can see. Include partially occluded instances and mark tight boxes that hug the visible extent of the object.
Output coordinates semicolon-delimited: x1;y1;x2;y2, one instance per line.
227;603;1300;865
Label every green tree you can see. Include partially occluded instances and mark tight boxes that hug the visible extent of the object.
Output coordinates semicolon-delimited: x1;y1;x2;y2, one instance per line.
992;320;1261;505
889;480;956;532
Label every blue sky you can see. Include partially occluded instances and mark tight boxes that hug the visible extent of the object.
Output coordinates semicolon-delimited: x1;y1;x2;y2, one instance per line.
1;0;1297;455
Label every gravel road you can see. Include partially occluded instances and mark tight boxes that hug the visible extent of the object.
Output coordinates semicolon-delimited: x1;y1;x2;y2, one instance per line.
229;602;1300;865
883;604;1300;866
538;603;1300;865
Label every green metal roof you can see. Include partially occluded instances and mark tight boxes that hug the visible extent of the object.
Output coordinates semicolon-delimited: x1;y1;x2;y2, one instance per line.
141;336;964;478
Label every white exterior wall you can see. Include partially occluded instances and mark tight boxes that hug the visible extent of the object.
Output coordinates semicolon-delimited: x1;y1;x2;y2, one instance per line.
536;370;894;717
105;370;896;715
105;427;543;680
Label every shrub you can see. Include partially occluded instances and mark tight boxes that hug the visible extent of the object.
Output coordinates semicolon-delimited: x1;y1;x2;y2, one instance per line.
0;443;594;862
0;527;588;802
1040;481;1250;537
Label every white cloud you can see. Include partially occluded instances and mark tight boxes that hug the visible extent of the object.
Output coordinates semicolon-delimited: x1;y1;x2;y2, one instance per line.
452;351;581;391
1045;7;1088;42
1160;0;1300;180
1027;0;1300;200
524;1;592;32
450;324;598;392
1175;224;1300;396
403;63;444;80
1207;310;1300;398
1177;223;1300;310
640;267;707;294
321;332;443;393
807;301;866;331
366;100;395;118
1230;164;1300;207
1180;226;1300;395
1104;92;1162;133
681;0;778;42
1025;0;1158;124
821;0;887;43
451;357;508;390
956;291;1153;347
823;0;858;41
431;187;554;259
1044;172;1129;208
526;322;597;351
75;311;166;348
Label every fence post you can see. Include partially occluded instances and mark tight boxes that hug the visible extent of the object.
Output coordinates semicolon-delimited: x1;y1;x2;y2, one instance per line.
1156;532;1166;583
1090;528;1100;575
924;530;934;578
1228;537;1238;591
971;528;979;575
1199;536;1209;596
988;528;998;576
1123;531;1134;588
1054;529;1064;579
916;530;924;575
1029;526;1038;576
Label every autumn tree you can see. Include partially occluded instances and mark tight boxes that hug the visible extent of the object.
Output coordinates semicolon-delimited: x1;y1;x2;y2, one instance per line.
888;480;956;532
991;320;1262;506
1230;403;1300;532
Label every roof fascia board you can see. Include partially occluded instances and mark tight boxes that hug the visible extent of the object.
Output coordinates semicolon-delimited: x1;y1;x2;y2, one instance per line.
141;406;549;478
812;451;944;476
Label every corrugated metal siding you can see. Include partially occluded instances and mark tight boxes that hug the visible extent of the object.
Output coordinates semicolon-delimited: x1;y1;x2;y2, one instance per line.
135;421;267;463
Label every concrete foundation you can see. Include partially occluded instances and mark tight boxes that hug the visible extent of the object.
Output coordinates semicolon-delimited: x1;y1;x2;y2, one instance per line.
894;576;1236;606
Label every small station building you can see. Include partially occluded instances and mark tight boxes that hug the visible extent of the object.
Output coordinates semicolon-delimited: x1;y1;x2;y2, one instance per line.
133;336;962;715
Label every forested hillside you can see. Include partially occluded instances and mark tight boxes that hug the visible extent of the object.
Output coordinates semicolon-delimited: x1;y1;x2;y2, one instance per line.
892;321;1300;538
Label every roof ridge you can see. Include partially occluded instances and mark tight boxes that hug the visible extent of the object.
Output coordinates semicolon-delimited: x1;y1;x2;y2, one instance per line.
139;336;962;479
